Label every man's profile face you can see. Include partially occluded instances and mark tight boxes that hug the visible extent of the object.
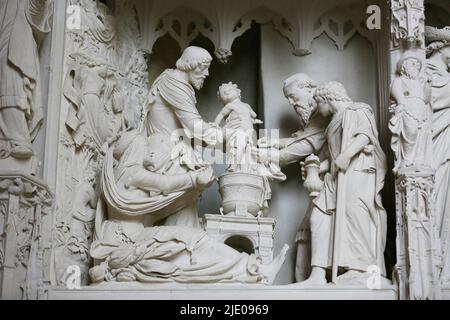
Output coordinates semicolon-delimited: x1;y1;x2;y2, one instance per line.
284;83;316;125
189;62;210;90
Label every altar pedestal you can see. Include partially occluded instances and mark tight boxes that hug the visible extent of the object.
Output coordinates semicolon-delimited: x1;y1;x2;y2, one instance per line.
45;283;398;300
203;214;275;263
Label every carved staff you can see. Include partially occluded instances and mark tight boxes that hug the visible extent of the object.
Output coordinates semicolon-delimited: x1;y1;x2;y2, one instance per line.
331;114;350;283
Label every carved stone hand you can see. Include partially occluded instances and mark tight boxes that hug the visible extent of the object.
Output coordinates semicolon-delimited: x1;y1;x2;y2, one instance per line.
195;167;216;188
257;136;280;149
334;153;351;172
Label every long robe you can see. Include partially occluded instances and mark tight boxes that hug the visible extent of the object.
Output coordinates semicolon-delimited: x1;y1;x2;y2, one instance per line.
90;132;263;284
311;103;387;274
0;0;52;147
427;61;450;283
142;69;224;226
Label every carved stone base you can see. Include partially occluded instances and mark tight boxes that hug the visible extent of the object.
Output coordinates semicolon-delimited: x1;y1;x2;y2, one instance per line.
203;214;275;263
0;171;52;300
394;168;441;300
45;284;398;300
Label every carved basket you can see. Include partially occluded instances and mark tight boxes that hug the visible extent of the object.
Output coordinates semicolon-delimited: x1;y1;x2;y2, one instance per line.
219;172;266;217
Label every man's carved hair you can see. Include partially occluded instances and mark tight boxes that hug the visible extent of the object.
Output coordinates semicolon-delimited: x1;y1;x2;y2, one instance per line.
283;73;317;91
314;81;352;103
176;46;213;72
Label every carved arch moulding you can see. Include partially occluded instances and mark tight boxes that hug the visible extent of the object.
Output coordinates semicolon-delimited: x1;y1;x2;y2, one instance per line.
127;0;381;63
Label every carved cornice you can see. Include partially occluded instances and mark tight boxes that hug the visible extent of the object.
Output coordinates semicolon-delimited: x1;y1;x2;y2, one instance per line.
0;172;53;207
395;169;435;193
391;0;426;48
130;0;376;63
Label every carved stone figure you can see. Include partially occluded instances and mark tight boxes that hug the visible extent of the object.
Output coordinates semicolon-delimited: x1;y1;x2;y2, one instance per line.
86;46;289;284
297;82;388;286
425;26;450;285
389;52;433;172
89;129;288;284
253;73;330;282
215;82;263;173
214;82;284;218
64;53;124;150
143;46;246;228
0;0;53;159
255;74;329;168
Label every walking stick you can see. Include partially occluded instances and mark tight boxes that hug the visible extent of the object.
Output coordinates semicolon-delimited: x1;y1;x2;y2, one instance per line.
331;113;349;284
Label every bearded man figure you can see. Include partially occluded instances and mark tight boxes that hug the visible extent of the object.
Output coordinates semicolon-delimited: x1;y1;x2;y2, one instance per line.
142;46;234;228
297;81;388;286
252;74;331;282
256;74;329;167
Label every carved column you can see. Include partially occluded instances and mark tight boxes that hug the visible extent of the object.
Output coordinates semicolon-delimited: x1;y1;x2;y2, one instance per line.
395;169;441;299
390;0;441;299
0;173;52;300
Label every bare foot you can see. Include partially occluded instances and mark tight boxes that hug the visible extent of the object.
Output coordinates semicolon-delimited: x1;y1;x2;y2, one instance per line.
294;267;327;287
259;244;289;285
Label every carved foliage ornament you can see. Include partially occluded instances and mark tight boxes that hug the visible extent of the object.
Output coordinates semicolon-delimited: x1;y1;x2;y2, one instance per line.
391;0;425;47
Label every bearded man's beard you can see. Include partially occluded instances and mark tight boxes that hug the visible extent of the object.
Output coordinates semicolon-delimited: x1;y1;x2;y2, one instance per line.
295;103;314;128
191;78;205;90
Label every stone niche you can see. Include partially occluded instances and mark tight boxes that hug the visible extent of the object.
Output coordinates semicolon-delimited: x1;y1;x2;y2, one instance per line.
1;0;450;300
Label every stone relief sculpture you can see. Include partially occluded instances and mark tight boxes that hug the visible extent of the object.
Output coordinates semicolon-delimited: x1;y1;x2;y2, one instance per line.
295;82;388;286
64;53;124;150
0;0;53;162
142;46;222;227
89;130;288;284
425;26;450;285
88;46;288;284
389;52;433;172
254;73;329;282
215;82;263;174
54;0;149;285
4;0;450;302
215;82;285;219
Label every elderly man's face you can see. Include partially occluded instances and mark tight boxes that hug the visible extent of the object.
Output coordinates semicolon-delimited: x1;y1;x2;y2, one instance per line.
189;63;210;90
284;84;316;125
